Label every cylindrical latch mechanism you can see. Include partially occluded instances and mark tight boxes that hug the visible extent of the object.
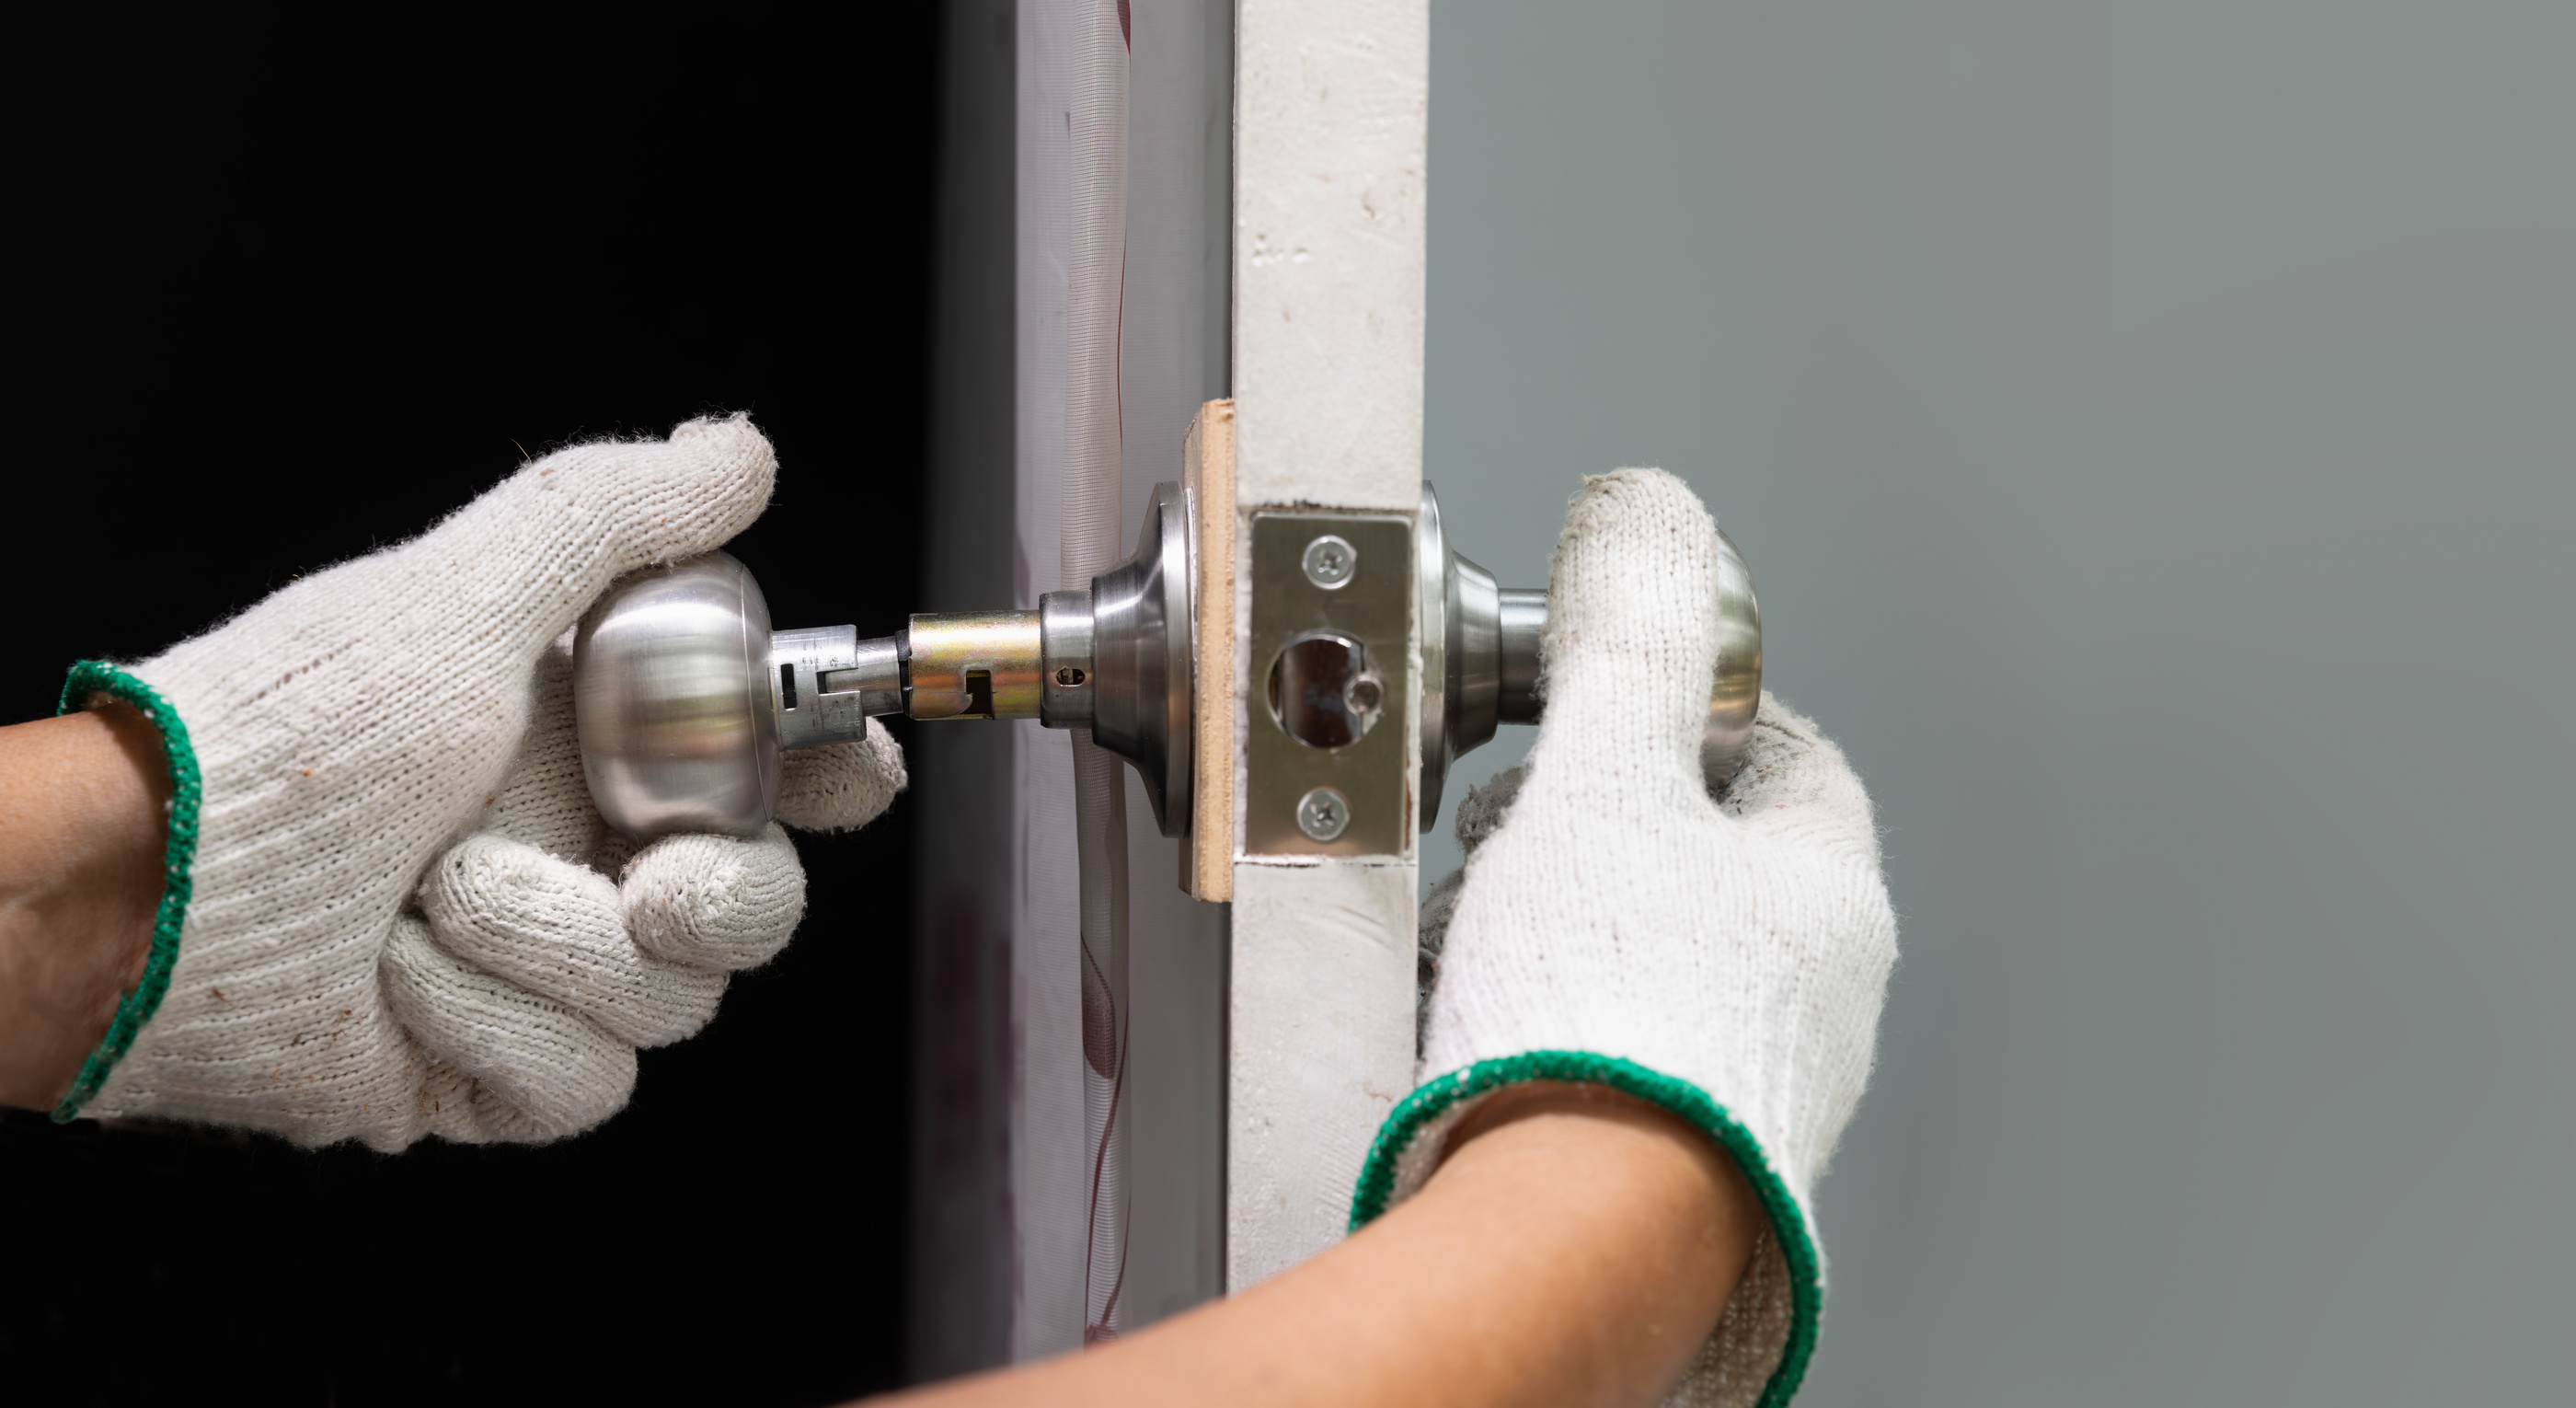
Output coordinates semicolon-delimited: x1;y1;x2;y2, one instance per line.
575;479;1757;846
902;612;1044;721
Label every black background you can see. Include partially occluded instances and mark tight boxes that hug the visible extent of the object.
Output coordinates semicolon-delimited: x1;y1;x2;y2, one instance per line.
6;6;935;1403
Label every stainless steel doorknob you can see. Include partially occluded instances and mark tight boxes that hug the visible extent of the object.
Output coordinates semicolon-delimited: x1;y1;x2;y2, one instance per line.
571;551;785;841
572;480;1759;844
573;481;1191;843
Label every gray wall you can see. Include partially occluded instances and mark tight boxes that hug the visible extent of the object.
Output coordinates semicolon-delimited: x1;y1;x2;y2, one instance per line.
1420;4;2576;1402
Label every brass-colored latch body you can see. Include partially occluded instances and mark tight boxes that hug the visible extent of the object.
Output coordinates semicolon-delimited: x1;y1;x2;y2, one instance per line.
903;612;1044;721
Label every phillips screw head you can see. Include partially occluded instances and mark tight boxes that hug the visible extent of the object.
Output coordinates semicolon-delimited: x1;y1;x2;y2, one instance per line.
1295;786;1351;841
1302;535;1357;589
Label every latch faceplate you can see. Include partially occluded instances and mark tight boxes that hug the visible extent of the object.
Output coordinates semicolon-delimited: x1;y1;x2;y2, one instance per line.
1244;513;1415;859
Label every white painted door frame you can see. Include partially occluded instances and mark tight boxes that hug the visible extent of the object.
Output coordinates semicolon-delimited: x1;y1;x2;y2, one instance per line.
1224;0;1430;1289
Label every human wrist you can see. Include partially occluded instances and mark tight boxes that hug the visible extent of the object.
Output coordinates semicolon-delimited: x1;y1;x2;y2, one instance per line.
1432;1078;1760;1284
1353;1053;1830;1407
0;705;172;1109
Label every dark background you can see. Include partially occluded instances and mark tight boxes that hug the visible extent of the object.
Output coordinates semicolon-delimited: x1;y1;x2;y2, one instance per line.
6;6;936;1403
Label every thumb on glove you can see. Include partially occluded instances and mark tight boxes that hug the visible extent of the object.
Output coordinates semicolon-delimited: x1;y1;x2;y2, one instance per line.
1522;468;1729;821
381;412;777;657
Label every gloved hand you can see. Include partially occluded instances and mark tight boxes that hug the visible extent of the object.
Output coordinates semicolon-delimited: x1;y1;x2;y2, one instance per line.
54;415;903;1150
1361;469;1895;1408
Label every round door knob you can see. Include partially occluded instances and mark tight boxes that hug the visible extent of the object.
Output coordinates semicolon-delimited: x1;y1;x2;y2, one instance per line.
572;551;780;842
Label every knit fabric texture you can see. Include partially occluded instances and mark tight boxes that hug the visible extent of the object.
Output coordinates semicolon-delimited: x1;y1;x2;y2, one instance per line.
1383;469;1897;1408
64;416;907;1149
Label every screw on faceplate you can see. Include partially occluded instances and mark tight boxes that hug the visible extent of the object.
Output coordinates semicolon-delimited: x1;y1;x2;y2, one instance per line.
1302;535;1357;589
1296;787;1351;842
1055;666;1087;687
1343;675;1384;714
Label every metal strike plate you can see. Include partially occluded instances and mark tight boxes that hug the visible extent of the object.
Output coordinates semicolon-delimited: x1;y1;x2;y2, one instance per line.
1245;513;1414;858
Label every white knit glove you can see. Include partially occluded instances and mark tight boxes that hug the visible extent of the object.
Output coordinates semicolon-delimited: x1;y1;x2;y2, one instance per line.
1353;470;1896;1408
53;416;904;1150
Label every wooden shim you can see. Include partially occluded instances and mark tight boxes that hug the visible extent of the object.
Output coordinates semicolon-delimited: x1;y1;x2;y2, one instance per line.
1181;399;1237;901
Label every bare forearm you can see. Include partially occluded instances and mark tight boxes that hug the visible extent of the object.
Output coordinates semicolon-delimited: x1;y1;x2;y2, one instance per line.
0;706;169;1109
887;1083;1757;1408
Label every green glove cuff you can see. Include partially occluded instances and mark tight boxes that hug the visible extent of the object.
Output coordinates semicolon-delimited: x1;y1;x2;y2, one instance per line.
50;661;202;1124
1348;1050;1822;1408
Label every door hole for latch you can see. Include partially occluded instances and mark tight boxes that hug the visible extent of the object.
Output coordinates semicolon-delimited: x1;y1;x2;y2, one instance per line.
1267;632;1385;749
